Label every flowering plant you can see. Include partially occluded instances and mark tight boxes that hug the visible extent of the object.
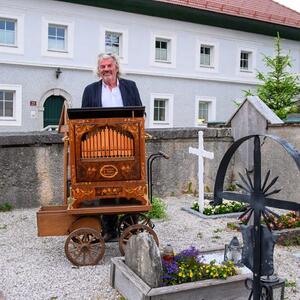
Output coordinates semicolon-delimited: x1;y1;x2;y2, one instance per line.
232;211;300;231
191;200;247;215
162;246;237;286
265;211;300;230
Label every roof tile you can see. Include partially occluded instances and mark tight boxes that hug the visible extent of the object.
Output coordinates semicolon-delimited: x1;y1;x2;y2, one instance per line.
156;0;300;28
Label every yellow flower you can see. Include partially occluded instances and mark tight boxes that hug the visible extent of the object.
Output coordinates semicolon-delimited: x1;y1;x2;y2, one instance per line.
178;272;183;277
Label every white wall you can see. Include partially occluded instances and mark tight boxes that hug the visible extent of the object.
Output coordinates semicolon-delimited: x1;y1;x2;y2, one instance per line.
0;0;299;131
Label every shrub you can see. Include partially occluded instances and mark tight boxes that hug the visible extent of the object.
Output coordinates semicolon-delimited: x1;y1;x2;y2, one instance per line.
0;202;13;212
146;197;167;219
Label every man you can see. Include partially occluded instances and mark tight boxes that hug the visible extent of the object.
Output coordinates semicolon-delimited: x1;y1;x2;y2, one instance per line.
81;53;143;242
82;53;142;108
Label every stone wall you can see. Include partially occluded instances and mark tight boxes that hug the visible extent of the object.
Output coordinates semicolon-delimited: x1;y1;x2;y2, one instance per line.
0;132;64;208
0;128;233;208
146;128;233;197
2;125;299;209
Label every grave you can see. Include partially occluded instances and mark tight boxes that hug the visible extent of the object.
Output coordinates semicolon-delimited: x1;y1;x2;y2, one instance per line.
227;95;283;173
110;248;251;300
214;134;300;299
188;131;214;213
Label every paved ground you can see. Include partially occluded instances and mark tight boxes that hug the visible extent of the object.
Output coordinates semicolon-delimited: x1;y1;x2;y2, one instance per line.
0;195;299;299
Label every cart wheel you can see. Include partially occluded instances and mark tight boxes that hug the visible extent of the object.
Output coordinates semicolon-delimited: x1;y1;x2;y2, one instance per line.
119;224;159;256
65;227;105;266
118;213;154;236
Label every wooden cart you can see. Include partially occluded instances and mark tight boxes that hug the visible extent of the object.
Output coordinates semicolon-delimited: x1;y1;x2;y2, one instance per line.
37;106;158;266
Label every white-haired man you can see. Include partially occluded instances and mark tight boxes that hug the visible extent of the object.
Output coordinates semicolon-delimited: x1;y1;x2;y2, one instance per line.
82;53;142;107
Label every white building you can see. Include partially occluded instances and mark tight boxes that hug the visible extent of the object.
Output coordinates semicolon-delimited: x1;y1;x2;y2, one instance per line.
0;0;299;132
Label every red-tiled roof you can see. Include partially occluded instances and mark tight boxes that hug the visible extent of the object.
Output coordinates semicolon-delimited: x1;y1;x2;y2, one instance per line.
156;0;300;28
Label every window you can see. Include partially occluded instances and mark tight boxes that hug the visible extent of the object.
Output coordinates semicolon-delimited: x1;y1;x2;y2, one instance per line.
195;96;216;125
0;84;22;126
240;51;252;71
149;93;174;127
42;18;74;58
48;24;67;51
0;90;14;117
155;38;170;62
237;48;255;74
0;18;16;46
105;31;122;56
198;102;209;122
154;99;166;121
151;33;176;68
100;27;128;63
196;40;218;72
200;45;213;67
0;14;24;54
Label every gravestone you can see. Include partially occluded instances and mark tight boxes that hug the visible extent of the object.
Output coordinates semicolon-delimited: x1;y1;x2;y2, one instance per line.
189;131;214;212
227;96;283;173
124;232;163;287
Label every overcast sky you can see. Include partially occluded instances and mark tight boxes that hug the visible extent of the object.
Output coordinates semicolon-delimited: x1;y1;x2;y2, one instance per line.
273;0;300;13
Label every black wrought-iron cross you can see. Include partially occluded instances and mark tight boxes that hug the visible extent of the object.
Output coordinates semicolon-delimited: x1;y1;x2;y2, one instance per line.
214;135;300;300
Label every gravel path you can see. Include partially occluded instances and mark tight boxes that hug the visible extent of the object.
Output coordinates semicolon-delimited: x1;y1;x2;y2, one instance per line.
0;195;299;300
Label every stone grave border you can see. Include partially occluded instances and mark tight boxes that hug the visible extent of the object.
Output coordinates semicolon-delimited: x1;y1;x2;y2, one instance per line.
181;207;244;219
110;248;251;300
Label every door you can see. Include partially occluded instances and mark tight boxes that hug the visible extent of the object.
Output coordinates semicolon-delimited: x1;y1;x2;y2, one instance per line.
43;95;65;128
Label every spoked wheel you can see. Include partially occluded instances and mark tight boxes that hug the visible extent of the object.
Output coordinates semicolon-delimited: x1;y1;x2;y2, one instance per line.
65;227;105;266
119;224;159;256
118;213;154;236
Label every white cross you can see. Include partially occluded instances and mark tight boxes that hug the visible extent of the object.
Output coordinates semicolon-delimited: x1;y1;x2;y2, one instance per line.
189;131;214;213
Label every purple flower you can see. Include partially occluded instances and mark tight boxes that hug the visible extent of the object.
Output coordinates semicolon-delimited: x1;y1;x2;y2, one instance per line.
162;260;179;274
175;246;200;260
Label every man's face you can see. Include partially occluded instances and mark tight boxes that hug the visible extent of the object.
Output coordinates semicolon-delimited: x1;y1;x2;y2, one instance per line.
98;57;118;84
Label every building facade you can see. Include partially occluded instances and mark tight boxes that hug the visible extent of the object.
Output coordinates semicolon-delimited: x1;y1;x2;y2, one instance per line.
0;0;300;132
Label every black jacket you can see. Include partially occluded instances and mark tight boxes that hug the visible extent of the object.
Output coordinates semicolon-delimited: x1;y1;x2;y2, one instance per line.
81;78;142;108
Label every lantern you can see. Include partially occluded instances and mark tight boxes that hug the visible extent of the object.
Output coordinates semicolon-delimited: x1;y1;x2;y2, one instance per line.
260;275;285;300
224;236;243;266
162;244;174;263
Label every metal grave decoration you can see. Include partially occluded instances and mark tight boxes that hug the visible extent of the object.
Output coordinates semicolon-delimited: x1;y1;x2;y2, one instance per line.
213;134;300;300
189;131;214;213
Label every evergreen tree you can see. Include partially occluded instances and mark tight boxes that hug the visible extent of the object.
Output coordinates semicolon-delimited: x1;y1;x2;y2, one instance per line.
246;33;300;119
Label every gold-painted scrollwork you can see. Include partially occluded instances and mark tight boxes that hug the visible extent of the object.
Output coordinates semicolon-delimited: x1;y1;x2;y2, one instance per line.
121;164;131;174
72;188;94;199
124;185;147;197
75;125;94;136
121;124;139;135
95;187;122;196
86;167;97;177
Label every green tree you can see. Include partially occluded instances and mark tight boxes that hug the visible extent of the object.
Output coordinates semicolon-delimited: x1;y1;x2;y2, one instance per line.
246;33;300;119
